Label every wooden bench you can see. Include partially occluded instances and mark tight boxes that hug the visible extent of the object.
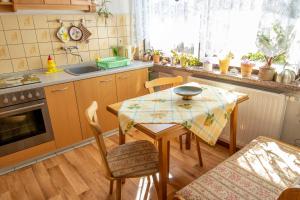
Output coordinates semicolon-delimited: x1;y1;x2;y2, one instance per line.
175;136;300;200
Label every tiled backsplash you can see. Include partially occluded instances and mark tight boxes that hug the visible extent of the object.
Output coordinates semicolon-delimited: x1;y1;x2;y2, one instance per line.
0;13;131;74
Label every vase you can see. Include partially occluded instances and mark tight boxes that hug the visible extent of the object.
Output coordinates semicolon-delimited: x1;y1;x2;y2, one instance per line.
219;58;230;74
258;66;275;81
180;57;188;67
241;63;254;78
153;55;160;64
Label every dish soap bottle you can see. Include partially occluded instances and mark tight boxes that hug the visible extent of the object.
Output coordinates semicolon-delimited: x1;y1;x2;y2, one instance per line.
46;55;62;74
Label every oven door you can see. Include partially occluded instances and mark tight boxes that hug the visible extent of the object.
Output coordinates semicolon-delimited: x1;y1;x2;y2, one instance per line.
0;99;53;157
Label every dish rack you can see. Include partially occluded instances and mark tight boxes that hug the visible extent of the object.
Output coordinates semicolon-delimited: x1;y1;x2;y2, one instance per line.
96;57;131;70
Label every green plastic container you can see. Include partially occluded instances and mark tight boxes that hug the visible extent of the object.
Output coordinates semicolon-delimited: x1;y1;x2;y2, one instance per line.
96;56;131;69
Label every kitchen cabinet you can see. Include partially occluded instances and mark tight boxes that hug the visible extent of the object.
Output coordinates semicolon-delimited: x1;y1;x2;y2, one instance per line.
45;82;82;149
45;0;71;5
75;74;119;138
13;0;94;11
71;0;91;5
14;0;44;4
116;68;148;101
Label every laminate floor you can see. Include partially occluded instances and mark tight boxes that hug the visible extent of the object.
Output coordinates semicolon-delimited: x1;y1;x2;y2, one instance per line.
0;130;230;200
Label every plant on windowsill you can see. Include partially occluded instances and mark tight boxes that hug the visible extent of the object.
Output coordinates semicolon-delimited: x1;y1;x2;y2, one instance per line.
171;50;180;65
240;52;264;78
97;0;113;25
256;22;294;81
152;50;162;64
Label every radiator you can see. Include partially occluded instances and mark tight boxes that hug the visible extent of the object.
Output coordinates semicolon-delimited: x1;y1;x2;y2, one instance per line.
188;76;287;147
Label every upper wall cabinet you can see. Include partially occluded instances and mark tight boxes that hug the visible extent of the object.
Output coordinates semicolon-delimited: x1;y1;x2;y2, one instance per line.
44;0;71;5
14;0;44;4
12;0;95;12
71;0;91;5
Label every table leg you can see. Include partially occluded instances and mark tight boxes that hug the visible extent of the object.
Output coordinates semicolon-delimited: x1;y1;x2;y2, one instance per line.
185;131;191;150
118;125;125;145
119;125;126;184
167;141;170;177
230;105;238;155
158;137;168;200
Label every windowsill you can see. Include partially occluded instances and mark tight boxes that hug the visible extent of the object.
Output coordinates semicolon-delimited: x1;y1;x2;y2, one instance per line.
152;62;300;93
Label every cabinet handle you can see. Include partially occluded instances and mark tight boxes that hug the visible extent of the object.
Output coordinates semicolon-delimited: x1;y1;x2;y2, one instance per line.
118;76;128;79
99;79;113;83
51;87;68;93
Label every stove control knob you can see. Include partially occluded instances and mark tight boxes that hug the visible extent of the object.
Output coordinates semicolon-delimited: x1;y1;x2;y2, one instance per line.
27;93;33;99
35;91;40;97
20;95;25;100
3;97;9;104
12;96;17;102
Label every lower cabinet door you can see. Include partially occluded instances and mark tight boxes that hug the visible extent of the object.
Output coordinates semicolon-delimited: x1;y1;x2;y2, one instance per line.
116;68;148;101
44;82;82;148
75;74;119;138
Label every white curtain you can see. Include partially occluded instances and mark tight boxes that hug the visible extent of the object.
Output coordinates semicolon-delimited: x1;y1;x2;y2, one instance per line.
132;0;300;65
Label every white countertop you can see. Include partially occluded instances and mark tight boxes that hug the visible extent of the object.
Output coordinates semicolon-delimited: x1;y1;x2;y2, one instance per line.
0;61;153;95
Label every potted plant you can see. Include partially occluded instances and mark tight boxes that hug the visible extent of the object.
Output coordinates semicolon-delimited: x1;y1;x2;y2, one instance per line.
240;59;254;78
219;52;234;74
180;54;188;67
97;0;113;25
152;50;162;64
171;50;180;65
187;55;202;67
240;52;264;78
256;23;294;81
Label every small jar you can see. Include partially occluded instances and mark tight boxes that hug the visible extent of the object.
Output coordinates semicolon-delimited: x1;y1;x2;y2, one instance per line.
203;58;212;71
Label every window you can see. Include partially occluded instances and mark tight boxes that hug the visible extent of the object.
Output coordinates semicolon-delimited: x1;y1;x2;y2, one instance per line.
133;0;300;67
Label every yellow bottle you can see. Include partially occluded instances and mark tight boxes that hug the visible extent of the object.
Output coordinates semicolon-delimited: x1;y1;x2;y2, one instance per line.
46;55;62;74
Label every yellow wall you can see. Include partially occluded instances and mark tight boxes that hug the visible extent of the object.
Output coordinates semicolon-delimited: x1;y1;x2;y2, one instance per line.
0;13;131;74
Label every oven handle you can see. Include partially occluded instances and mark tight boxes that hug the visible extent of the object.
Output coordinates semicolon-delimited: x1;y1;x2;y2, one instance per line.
0;103;45;116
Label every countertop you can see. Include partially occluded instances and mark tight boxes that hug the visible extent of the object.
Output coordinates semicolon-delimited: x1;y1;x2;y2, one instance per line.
1;60;299;95
0;61;153;95
153;64;300;94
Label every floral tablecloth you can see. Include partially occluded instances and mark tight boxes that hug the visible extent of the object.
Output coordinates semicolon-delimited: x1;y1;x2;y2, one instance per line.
118;82;240;145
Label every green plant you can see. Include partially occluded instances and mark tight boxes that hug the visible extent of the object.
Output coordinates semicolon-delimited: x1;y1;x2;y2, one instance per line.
153;50;162;56
97;0;113;24
187;55;202;66
112;47;118;56
256;22;295;67
242;52;265;61
171;50;180;64
242;51;287;64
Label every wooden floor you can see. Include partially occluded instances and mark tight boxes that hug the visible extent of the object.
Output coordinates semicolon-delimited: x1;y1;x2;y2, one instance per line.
0;130;230;200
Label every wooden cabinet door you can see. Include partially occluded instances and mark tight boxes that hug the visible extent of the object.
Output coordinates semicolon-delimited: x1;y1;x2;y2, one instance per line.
45;82;82;149
75;74;118;138
71;0;91;5
45;0;70;4
116;68;148;101
14;0;44;4
132;68;149;97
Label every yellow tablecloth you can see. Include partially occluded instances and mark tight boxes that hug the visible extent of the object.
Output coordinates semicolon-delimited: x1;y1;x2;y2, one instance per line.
118;82;239;145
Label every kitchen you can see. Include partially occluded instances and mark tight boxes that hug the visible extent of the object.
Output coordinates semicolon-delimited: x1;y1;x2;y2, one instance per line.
0;0;299;200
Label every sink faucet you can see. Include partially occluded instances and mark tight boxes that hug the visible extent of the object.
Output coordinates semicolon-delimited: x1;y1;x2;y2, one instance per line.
61;46;83;62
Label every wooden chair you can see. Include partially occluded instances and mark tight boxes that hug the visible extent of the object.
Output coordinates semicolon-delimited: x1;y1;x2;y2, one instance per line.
85;101;159;200
145;76;203;167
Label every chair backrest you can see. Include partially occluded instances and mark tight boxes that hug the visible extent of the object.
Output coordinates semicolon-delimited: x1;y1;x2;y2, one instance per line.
145;76;184;93
85;101;112;178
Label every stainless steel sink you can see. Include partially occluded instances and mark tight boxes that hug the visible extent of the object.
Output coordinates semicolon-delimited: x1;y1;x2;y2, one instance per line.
64;66;100;76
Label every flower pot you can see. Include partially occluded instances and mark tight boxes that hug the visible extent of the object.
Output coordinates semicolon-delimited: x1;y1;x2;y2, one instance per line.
241;63;254;78
258;66;275;81
219;58;230;74
153;55;160;64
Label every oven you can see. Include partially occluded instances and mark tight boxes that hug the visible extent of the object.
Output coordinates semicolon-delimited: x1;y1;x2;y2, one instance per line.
0;88;53;157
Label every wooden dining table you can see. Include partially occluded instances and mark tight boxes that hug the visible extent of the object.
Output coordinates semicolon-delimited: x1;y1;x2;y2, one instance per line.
107;86;249;200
